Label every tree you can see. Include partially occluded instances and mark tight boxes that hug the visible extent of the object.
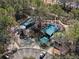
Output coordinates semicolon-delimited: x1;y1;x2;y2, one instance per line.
71;9;79;20
0;7;17;54
65;20;79;42
30;0;42;7
48;4;68;17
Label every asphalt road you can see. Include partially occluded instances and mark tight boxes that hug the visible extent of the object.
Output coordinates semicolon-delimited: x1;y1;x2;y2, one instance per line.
12;48;53;59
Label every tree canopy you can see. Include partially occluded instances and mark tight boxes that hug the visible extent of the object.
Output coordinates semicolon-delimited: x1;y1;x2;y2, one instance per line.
0;6;17;54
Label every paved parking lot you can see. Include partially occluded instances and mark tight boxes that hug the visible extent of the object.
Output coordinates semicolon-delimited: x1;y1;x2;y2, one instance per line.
12;48;53;59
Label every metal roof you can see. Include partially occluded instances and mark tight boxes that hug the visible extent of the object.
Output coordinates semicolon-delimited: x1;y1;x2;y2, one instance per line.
20;17;34;25
40;36;49;45
41;24;59;36
20;17;35;29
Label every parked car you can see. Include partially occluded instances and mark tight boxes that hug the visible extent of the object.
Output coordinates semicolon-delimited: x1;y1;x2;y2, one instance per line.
2;55;9;59
39;51;47;59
